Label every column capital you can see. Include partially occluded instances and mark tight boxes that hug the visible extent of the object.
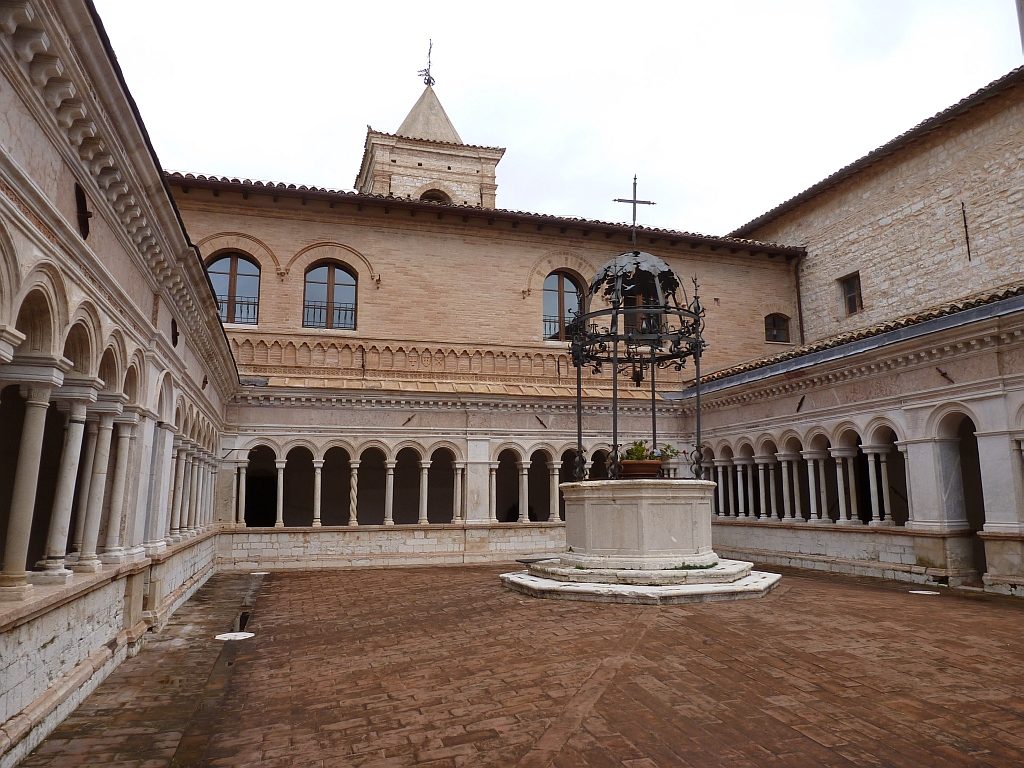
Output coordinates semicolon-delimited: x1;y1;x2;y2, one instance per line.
53;374;101;407
114;411;140;427
455;461;467;471
236;459;248;470
830;447;859;459
0;323;25;364
712;458;733;467
90;390;127;417
860;444;892;454
0;354;70;389
775;452;800;462
734;457;755;466
754;455;777;465
516;461;530;471
312;459;325;469
489;462;499;471
800;450;828;461
349;460;361;470
274;459;287;470
384;460;397;470
419;460;432;470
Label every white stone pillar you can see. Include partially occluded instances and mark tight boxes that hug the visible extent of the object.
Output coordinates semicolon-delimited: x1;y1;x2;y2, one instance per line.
0;384;55;597
817;456;829;522
144;423;175;555
418;460;430;524
236;462;247;526
767;461;778;520
548;461;560;522
897;443;914;525
36;396;91;582
832;452;850;523
312;459;324;527
488;462;498;523
714;462;726;516
71;419;99;557
168;442;187;540
864;449;882;525
186;452;201;533
453;462;464;522
274;459;286;527
778;457;793;518
100;418;135;562
726;461;738;516
976;431;1024;534
384;460;396;525
348;460;359;525
517;460;530;523
228;462;238;527
75;412;117;572
756;459;769;520
803;455;819;522
878;451;895;527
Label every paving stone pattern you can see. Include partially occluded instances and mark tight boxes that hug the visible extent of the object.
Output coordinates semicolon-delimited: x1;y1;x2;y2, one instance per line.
23;566;1024;767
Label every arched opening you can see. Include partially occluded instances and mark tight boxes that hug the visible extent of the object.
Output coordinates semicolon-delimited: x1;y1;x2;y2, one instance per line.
528;450;552;523
419;189;451;204
759;441;779;519
283;446;314;526
543;270;584;341
357;448;386;525
303;261;356;330
764;313;791;343
558;450;579;519
737;444;756;517
321;447;352;526
393;447;421;525
495;449;520;522
871;426;909;526
427;448;455;523
15;289;55;356
207;252;260;324
245;446;277;527
62;322;93;374
782;437;809;520
588;449;609;480
807;434;837;522
938;413;987;579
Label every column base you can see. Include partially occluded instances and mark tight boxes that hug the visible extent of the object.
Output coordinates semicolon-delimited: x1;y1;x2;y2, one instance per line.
27;568;73;585
100;547;127;564
144;540;168;556
0;583;32;601
837;518;864;526
759;515;776;522
312;520;322;527
810;517;834;525
868;519;895;528
418;519;429;526
274;522;284;529
384;520;394;526
124;545;147;562
70;558;102;573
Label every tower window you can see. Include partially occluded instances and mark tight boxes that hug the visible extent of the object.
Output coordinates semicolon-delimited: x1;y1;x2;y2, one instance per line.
74;183;92;239
304;262;357;330
764;313;791;343
420;189;451;204
543;271;583;341
207;253;260;324
839;272;863;316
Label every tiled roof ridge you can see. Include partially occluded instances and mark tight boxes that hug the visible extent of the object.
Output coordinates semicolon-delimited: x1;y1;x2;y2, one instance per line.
701;281;1024;384
164;170;803;253
729;65;1024;237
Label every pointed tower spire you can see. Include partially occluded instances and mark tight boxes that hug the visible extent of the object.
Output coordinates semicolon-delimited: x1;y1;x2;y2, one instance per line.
396;86;463;144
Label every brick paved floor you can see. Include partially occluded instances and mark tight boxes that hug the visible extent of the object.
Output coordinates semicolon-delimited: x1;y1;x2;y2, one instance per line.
22;566;1024;767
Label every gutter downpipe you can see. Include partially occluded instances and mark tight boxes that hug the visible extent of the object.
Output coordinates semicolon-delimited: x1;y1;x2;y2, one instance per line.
794;252;806;345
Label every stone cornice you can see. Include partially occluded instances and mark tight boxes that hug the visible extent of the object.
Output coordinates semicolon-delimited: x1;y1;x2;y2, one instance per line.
0;1;237;400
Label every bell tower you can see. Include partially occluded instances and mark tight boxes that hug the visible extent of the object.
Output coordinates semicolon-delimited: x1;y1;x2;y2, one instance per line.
354;57;505;207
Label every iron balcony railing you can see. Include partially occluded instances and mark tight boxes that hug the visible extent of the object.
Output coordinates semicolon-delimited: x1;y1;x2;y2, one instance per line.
303;301;356;329
217;296;259;324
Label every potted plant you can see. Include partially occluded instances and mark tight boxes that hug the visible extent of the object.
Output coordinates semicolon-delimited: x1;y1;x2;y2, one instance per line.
619;441;681;479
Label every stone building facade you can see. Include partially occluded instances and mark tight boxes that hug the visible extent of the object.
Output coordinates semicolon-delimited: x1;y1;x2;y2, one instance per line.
0;1;1021;764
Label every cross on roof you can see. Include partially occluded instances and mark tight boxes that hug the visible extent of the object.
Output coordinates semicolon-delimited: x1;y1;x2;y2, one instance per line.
613;176;656;248
418;39;435;86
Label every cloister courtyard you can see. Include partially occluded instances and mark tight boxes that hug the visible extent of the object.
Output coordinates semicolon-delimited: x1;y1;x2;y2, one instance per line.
21;564;1024;768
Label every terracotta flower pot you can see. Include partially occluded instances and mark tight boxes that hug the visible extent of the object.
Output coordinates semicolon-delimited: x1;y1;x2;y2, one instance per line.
618;459;663;479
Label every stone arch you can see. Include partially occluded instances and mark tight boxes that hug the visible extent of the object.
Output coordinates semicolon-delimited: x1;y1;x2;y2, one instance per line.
390;440;424;461
0;218;19;327
122;364;140;405
156;372;174;423
864;416;905;445
286;242;380;285
831;422;863;448
321;438;356;458
195;232;279;271
61;319;95;375
241;438;279;458
930;402;985;438
356;439;392;461
63;300;102;374
16;262;70;355
280;437;319;459
522;442;558;464
490;442;524;462
425;439;464;463
412;182;457;204
524;250;595;301
97;345;122;394
13;287;59;359
735;440;755;458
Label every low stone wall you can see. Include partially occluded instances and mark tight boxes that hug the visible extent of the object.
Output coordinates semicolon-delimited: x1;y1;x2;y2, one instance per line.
217;523;566;570
711;518;976;585
144;531;218;630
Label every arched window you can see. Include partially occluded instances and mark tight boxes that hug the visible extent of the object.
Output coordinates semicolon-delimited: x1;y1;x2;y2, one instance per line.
304;262;357;329
420;189;451;204
764;313;791;343
207;253;260;324
543;270;583;341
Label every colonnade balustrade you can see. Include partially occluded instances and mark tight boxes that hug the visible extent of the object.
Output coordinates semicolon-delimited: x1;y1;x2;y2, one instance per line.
709;443;910;526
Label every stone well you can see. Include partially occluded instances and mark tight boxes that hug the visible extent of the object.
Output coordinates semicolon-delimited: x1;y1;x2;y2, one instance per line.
501;479;781;604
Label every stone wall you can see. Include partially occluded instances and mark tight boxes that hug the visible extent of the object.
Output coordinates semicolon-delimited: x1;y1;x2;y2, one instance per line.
746;81;1024;343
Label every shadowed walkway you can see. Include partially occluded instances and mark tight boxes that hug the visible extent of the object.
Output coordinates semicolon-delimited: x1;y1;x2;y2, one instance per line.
23;565;1024;767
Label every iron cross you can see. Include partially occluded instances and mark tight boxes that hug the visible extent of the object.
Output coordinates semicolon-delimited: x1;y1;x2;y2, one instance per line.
613;176;656;247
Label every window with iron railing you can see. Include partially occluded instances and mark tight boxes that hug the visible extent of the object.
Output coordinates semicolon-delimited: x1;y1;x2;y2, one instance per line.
764;313;791;342
303;262;357;330
543;270;583;341
208;253;260;324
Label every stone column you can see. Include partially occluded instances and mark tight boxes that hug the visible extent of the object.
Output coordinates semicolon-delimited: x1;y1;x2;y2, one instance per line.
975;430;1024;534
548;461;560;522
777;457;793;518
144;423;175;555
186;452;201;533
714;461;726;515
207;462;218;528
745;460;756;517
348;460;359;525
517;461;530;523
725;461;737;516
236;462;247;526
453;462;464;522
831;450;851;523
195;457;207;529
488;462;498;523
71;419;99;557
864;448;883;525
274;459;286;527
0;383;56;598
897;443;914;525
75;411;117;572
312;459;324;527
384;460;396;525
418;460;430;525
100;417;136;562
803;455;818;522
755;459;771;520
878;452;894;526
168;442;187;540
817;456;829;522
36;392;93;583
228;462;238;527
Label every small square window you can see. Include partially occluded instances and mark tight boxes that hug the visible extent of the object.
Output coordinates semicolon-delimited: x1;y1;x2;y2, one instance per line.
839;272;863;316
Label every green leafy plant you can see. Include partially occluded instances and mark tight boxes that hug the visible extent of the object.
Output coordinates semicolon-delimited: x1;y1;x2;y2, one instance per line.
670;561;718;570
622;440;681;460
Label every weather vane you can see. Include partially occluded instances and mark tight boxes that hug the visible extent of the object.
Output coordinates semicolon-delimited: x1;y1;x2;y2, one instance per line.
418;39;435;86
613;175;656;247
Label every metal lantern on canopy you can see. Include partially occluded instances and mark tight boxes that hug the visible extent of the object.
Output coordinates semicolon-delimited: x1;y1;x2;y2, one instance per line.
568;250;706;480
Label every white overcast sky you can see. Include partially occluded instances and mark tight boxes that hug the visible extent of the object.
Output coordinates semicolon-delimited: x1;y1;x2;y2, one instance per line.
93;1;1022;236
